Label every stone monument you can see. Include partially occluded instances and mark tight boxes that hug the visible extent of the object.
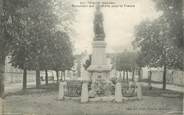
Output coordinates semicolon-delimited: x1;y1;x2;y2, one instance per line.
87;4;112;82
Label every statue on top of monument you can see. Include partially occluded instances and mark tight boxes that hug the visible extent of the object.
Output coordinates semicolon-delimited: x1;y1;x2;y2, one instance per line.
93;4;105;41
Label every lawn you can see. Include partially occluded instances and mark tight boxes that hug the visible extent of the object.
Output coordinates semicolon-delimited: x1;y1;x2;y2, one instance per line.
2;85;183;115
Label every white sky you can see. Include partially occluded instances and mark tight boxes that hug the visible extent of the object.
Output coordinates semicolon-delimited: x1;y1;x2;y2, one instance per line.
71;0;161;54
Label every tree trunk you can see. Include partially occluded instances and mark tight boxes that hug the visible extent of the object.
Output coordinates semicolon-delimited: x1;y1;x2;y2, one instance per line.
132;70;135;81
56;70;59;83
119;71;122;79
45;69;48;85
148;71;152;90
162;64;167;90
22;68;27;90
36;67;41;88
126;70;129;82
138;68;141;81
0;0;5;98
0;56;5;97
61;71;64;81
63;71;65;81
123;70;125;80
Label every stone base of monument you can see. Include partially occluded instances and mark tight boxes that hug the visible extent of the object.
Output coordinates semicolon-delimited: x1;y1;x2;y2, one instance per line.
86;82;144;103
64;97;81;101
88;96;142;102
88;96;136;102
62;96;138;102
89;96;114;102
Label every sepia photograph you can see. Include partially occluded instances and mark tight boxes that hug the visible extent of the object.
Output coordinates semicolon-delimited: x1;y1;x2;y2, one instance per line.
0;0;183;115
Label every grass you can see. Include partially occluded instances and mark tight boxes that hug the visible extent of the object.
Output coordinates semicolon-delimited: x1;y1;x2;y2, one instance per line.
4;83;59;97
142;86;182;98
2;84;183;115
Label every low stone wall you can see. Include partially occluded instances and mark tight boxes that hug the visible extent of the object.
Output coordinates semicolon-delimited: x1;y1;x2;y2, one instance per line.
4;71;45;84
151;71;163;82
168;71;184;86
151;70;184;86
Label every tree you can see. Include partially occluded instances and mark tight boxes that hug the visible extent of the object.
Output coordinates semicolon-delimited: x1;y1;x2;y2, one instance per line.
0;0;76;92
153;0;184;70
0;0;28;96
8;0;59;88
47;31;74;82
53;0;76;33
10;0;76;88
74;54;82;78
10;46;31;90
45;69;48;85
115;50;138;81
135;51;145;81
153;0;184;87
134;18;183;90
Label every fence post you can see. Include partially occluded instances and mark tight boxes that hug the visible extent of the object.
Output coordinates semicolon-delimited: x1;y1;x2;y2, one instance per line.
137;83;143;100
81;81;88;103
58;81;66;100
115;82;122;102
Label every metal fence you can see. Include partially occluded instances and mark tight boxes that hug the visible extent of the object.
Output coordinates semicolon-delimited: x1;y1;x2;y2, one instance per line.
64;80;82;97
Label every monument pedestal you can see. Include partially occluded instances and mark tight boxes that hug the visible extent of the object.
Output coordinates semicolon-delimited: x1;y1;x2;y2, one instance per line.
88;41;112;82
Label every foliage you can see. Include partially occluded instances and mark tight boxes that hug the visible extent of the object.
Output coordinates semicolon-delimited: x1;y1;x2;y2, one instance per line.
47;31;74;71
134;19;183;70
91;80;114;96
0;0;75;91
53;0;77;33
8;0;74;72
154;0;183;48
133;1;184;89
0;0;29;56
153;0;184;70
115;50;138;71
0;0;29;96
